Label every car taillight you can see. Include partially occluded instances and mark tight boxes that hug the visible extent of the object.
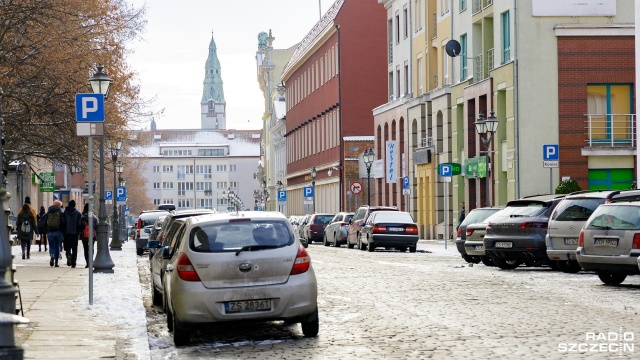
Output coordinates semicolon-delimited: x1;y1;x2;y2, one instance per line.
405;225;419;235
373;225;386;233
633;234;640;249
290;245;310;275
457;228;462;237
521;222;548;229
466;229;475;236
578;231;584;247
176;253;201;281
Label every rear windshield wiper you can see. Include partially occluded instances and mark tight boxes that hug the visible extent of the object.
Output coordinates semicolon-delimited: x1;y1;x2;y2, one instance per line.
235;245;279;256
590;224;612;230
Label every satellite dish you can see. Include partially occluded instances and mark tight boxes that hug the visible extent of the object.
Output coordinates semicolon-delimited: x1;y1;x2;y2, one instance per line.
445;40;461;58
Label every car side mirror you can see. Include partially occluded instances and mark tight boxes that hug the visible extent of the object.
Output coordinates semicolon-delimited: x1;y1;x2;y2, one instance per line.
299;238;308;248
161;246;172;259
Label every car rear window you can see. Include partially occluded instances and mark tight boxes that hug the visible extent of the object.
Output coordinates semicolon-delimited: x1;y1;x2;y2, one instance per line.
460;208;502;227
552;198;604;221
190;220;295;252
585;205;640;230
374;211;414;223
493;201;549;219
314;215;334;224
344;214;354;222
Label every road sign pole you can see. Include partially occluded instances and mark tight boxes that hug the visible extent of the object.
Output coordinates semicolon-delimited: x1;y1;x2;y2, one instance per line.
88;135;94;304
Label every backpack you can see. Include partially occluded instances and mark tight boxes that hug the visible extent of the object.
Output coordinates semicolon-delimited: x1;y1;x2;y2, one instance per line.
47;211;61;229
37;214;46;229
20;220;31;233
83;219;90;239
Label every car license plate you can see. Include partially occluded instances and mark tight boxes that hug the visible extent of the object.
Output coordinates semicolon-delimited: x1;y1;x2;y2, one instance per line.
225;299;272;314
388;227;404;232
594;238;618;247
563;238;578;246
474;245;485;251
495;242;512;248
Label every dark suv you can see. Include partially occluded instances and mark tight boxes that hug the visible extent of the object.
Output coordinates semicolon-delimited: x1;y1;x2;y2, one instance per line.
347;205;398;249
483;194;566;269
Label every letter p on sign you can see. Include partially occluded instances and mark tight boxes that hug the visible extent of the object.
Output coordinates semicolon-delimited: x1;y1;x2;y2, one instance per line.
75;94;105;122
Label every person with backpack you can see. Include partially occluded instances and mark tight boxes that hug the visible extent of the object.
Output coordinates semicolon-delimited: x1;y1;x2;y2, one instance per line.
17;203;38;260
45;200;66;267
37;206;48;252
63;200;83;268
79;203;98;268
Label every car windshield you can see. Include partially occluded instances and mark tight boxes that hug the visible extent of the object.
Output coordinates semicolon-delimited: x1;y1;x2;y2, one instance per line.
552;198;603;221
585;205;640;230
460;208;502;226
190;220;295;252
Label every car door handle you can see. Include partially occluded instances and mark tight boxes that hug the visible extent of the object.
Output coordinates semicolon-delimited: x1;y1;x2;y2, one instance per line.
166;264;174;272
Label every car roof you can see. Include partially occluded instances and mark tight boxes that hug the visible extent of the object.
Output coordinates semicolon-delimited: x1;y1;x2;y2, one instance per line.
169;209;216;216
139;210;169;218
189;211;289;223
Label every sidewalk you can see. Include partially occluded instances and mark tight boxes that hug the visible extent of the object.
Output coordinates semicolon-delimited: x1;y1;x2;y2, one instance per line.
11;238;150;359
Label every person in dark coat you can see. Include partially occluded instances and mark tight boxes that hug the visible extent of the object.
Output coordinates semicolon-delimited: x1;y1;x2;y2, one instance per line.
17;203;38;260
46;200;66;267
37;206;48;252
63;200;83;268
79;203;98;268
457;202;466;230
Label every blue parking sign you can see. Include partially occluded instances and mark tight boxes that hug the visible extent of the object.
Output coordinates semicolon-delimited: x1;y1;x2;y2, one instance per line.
277;190;287;202
303;186;314;197
105;190;112;200
75;94;105;122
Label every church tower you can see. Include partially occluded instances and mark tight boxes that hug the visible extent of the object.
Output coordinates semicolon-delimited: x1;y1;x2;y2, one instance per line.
201;34;226;129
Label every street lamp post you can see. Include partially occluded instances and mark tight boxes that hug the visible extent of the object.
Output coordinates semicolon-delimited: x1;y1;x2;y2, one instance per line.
109;140;123;250
89;64;114;273
363;149;375;207
311;167;317;213
276;180;283;213
474;111;498;207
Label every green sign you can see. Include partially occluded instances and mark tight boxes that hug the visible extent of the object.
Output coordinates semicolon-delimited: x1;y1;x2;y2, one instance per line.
449;162;462;176
39;172;55;192
464;157;486;178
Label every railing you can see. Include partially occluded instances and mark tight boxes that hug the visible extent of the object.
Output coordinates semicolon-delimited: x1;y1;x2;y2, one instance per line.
472;0;482;14
484;0;493;7
487;48;494;71
421;137;433;148
432;12;437;39
474;53;484;82
502;48;511;64
388;42;393;64
585;114;636;147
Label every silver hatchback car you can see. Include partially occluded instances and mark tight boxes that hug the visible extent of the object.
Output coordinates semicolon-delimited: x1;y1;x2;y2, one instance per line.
576;202;640;285
162;211;318;346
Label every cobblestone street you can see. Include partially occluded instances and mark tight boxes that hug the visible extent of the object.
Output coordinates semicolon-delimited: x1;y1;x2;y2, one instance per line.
142;241;640;359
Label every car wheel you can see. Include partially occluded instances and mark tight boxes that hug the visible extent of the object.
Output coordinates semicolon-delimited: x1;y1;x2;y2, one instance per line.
300;308;319;337
136;247;143;256
557;260;581;273
357;237;364;251
152;285;163;306
492;257;521;270
367;242;375;252
333;233;340;248
480;256;494;267
166;301;174;332
347;241;354;249
409;246;417;253
597;271;627;285
396;246;407;252
461;254;480;263
323;234;330;247
172;314;190;346
548;260;560;271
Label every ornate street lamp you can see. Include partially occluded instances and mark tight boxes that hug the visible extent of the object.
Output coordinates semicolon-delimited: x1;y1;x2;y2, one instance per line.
474;111;498;207
109;140;123;250
276;180;283;213
311;166;317;213
363;149;375;207
89;64;114;273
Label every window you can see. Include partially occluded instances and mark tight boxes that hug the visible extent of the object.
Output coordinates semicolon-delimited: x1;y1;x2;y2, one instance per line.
216;165;227;172
153;182;160;189
501;11;511;64
162;199;173;205
230;181;238;188
153;199;161;206
395;12;400;43
196;182;213;192
586;84;633;144
178;199;191;208
389;72;394;100
216;181;228;189
417;57;423;94
217;198;228;206
414;0;422;31
396;68;401;98
162;182;174;189
198;148;225;156
153;166;160;173
403;6;408;39
177;182;193;196
460;0;467;12
177;165;185;180
196;165;212;179
230;164;237;172
162;165;173;173
198;199;213;209
404;62;409;95
460;34;468;80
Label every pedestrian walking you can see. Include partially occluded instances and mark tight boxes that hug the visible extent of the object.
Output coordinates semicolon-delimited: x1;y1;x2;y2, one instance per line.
63;200;82;268
17;203;38;260
37;206;48;252
23;196;37;247
457;202;466;230
80;203;98;268
45;200;66;267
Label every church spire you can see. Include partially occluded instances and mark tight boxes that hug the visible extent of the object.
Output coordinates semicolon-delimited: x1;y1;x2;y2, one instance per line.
201;33;226;129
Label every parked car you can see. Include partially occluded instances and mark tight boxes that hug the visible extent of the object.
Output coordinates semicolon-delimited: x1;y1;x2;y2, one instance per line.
298;214;311;240
303;213;335;243
483;194;566;269
357;211;419;252
149;209;216;260
323;212;354;247
546;190;640;273
136;210;169;256
464;209;508;266
148;215;167;259
455;207;503;263
347;205;398;249
576;201;640;285
150;218;187;307
162;211;318;346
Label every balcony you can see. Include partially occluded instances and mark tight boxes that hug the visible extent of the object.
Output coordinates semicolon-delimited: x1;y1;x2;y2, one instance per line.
473;53;483;82
585;114;636;148
388;42;393;64
432;12;437;39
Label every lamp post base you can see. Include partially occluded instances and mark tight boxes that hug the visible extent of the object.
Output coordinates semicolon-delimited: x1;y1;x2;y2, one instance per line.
93;222;114;273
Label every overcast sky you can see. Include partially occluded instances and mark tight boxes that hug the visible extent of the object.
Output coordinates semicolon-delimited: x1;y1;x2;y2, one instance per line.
127;0;337;131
